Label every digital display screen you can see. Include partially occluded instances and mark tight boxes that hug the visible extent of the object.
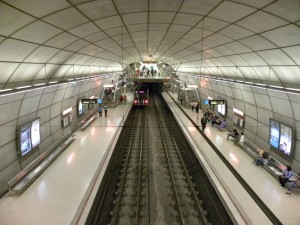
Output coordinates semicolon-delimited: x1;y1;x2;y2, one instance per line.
269;119;280;149
78;99;83;115
31;119;41;148
279;124;292;156
20;124;32;156
139;91;144;93
217;104;226;115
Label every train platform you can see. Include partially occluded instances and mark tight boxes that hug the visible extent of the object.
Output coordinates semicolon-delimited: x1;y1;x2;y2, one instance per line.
0;96;133;225
0;91;299;225
164;92;300;225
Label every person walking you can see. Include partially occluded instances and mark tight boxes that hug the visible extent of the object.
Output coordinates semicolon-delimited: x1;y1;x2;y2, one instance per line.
201;116;207;131
104;105;108;117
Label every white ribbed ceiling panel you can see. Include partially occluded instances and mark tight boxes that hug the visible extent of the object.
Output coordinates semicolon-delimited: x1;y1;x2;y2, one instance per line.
0;0;299;89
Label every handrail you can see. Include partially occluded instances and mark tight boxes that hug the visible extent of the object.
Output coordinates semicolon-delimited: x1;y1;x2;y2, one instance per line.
8;131;73;193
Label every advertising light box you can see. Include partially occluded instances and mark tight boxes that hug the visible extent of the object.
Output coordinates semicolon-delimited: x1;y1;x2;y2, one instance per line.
269;119;280;149
19;123;32;156
31;119;41;148
217;104;226;116
18;118;41;158
279;124;292;156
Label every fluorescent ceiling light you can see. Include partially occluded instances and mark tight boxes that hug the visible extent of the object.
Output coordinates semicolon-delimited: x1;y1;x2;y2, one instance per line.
0;89;13;92
33;83;46;86
233;107;244;116
269;85;283;89
62;107;72;115
16;85;31;89
187;85;198;88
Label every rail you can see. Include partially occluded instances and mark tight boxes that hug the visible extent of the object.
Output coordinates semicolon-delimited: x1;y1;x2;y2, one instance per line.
167;92;283;225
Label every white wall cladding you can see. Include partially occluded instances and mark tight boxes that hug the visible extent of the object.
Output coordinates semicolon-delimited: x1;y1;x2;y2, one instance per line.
244;103;257;120
257;108;273;124
241;90;255;104
270;97;294;119
0;101;21;124
254;93;272;111
19;96;41;117
188;78;300;178
0;78;104;196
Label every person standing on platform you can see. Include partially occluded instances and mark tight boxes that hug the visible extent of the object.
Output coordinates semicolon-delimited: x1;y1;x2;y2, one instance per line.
104;105;108;117
195;101;199;113
119;95;123;104
180;97;183;105
123;95;127;104
97;105;102;117
201;116;207;132
191;100;195;111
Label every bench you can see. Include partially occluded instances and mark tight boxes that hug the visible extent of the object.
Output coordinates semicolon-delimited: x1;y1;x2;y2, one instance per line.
8;131;74;194
236;140;286;179
216;121;226;131
226;132;240;145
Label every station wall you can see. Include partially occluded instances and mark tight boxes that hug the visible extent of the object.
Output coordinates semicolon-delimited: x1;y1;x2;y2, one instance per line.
0;77;107;197
182;77;300;173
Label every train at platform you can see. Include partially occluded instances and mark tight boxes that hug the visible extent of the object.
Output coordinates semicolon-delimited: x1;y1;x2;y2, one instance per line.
133;84;149;106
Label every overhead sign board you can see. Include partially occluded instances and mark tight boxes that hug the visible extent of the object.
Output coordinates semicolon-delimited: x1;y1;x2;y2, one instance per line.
209;100;225;105
81;99;97;104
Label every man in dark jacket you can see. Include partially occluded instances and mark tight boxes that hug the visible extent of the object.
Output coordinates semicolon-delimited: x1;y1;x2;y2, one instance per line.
201;116;207;131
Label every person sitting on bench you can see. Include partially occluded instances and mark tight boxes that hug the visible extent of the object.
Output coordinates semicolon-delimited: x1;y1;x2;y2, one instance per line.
254;150;269;166
279;165;293;188
212;117;222;127
227;128;239;140
286;173;300;194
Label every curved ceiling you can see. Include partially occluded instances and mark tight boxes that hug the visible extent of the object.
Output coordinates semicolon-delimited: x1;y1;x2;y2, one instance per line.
0;0;300;89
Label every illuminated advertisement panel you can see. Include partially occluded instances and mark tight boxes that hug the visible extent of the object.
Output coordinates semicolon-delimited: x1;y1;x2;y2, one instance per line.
31;119;41;148
78;99;83;115
20;124;32;156
217;104;226;115
269;119;280;149
279;124;292;156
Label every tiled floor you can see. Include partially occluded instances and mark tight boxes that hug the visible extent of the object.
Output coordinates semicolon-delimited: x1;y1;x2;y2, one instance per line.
0;91;299;225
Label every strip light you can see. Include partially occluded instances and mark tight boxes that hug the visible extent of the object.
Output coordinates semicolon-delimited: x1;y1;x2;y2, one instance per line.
0;72;117;97
191;74;300;96
233;107;244;116
62;107;72;115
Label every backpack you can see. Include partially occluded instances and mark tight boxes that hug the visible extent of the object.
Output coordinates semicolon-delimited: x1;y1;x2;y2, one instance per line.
255;158;263;166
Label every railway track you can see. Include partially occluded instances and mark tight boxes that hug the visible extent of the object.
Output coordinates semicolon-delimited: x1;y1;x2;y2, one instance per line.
86;85;234;225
